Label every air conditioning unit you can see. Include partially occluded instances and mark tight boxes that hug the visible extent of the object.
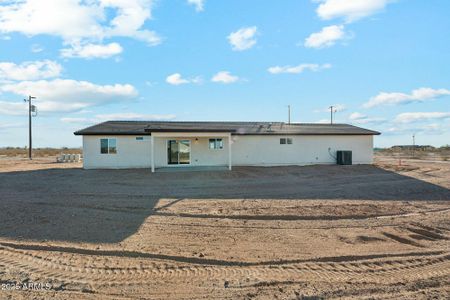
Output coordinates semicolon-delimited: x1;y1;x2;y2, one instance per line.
336;150;352;165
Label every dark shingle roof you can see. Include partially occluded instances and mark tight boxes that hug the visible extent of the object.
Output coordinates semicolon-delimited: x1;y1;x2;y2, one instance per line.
74;121;380;136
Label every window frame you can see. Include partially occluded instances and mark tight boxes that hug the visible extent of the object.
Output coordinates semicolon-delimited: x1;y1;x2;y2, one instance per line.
280;137;293;145
208;138;224;150
100;138;117;154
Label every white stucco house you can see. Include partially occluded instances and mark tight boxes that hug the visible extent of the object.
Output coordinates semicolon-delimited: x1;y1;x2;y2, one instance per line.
74;121;380;172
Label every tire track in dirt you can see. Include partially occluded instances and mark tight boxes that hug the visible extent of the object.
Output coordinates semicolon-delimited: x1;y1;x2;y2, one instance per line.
0;241;446;266
153;207;450;222
1;244;449;289
381;232;425;247
405;226;448;241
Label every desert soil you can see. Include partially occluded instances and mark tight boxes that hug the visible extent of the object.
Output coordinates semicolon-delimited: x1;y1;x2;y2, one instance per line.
0;157;449;299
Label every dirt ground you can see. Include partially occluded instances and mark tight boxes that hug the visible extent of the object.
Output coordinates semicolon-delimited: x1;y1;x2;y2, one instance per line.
0;157;449;299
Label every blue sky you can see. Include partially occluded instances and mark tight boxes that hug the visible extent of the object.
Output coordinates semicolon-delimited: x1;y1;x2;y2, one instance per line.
0;0;449;147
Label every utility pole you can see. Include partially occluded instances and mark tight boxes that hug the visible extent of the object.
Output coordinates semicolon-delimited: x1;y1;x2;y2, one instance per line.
412;134;416;158
24;95;36;160
329;105;335;124
287;105;291;124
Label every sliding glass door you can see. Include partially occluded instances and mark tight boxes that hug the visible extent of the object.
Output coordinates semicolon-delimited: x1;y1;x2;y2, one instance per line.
178;140;191;164
167;140;191;165
168;140;179;164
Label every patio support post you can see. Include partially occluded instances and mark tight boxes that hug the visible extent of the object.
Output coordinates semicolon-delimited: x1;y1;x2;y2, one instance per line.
151;135;155;173
228;133;232;170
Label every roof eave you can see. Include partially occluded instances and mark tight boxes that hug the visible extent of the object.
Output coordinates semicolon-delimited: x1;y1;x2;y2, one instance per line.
143;129;235;133
232;132;381;136
74;132;151;136
74;131;381;136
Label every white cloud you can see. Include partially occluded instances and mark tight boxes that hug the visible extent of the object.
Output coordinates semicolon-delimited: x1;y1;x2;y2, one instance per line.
331;104;346;112
0;0;103;40
60;117;92;124
304;25;349;48
317;119;329;124
211;71;239;84
60;42;123;59
31;44;44;53
0;101;27;115
187;0;205;12
0;122;24;130
227;26;258;51
61;113;176;123
0;60;62;81
394;112;450;124
103;1;160;46
348;111;385;124
95;113;176;121
313;116;345;124
363;88;450;108
0;0;161;47
315;104;346;113
385;123;448;136
0;79;137;114
166;73;188;85
349;112;366;120
268;63;331;74
166;73;201;85
420;123;448;135
315;0;391;23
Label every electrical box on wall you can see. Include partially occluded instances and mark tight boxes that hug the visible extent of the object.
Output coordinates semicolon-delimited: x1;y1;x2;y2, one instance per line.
336;151;352;165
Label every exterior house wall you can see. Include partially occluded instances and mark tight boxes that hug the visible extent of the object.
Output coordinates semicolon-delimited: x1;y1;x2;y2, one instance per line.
231;135;373;166
82;135;151;169
82;134;374;169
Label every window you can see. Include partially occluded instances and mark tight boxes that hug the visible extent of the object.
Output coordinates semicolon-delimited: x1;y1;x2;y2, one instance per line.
136;136;144;141
100;138;117;154
280;138;293;145
209;138;223;150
